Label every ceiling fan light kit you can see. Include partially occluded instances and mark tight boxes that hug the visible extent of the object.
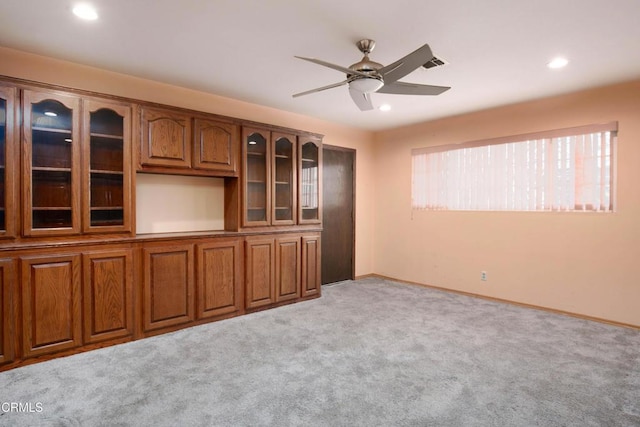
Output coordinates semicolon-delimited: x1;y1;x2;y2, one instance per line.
293;39;450;111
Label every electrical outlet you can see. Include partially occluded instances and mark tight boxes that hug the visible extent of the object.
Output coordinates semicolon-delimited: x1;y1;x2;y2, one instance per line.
481;271;487;281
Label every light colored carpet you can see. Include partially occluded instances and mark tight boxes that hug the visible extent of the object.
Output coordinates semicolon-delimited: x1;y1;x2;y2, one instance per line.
1;277;639;426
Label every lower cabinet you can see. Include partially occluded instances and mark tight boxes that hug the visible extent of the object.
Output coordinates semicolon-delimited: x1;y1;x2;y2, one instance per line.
3;232;318;370
21;254;82;358
0;259;15;365
142;244;195;332
245;233;320;310
83;250;134;344
196;239;242;319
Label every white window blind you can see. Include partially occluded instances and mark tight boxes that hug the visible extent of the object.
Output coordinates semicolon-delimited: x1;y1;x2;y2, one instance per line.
412;123;617;212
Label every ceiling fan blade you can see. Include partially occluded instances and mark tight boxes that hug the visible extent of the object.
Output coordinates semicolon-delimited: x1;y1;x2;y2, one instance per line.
378;44;434;84
378;81;451;96
294;56;370;77
292;80;349;98
349;87;374;111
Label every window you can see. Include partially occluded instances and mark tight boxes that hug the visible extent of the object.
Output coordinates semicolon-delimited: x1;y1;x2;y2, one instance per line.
412;123;617;212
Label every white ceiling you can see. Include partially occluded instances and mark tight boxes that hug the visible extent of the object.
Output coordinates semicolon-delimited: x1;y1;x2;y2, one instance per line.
1;0;639;131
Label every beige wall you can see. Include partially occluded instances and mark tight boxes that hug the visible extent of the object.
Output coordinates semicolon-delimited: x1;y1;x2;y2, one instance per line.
374;81;640;326
0;46;376;276
3;46;638;326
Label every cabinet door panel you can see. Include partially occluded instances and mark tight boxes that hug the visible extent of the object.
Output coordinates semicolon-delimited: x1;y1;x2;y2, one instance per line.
21;254;82;357
298;137;322;225
301;235;321;298
242;128;271;227
141;108;192;168
0;85;17;238
197;239;242;319
22;90;81;236
143;245;194;331
0;259;15;364
194;119;237;174
275;236;300;302
83;250;133;343
245;237;275;309
83;99;132;233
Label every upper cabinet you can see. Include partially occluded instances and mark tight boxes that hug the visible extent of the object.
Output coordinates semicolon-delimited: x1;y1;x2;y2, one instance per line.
298;136;322;224
242;127;321;228
82;98;132;233
193;118;238;174
139;107;239;176
140;107;192;169
0;85;17;238
19;87;133;238
22;90;81;236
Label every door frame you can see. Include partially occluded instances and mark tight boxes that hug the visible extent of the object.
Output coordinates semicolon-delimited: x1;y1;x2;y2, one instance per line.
322;144;356;282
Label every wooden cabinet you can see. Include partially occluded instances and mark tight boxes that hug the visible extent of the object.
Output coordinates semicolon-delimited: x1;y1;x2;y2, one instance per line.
22;90;81;236
242;128;299;227
0;85;17;239
298;136;322;224
193;118;238;174
301;234;321;298
82;99;132;233
19;88;132;237
142;244;195;331
21;254;82;357
140;107;192;169
196;239;242;319
82;249;134;344
0;259;15;365
140;109;239;177
245;233;318;309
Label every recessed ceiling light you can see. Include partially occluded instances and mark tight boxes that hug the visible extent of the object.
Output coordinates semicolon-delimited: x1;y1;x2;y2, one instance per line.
73;3;98;20
379;104;391;112
547;57;569;69
44;111;57;117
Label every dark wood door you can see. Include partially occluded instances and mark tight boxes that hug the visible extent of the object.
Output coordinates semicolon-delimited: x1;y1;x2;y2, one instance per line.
193;118;238;174
321;146;355;284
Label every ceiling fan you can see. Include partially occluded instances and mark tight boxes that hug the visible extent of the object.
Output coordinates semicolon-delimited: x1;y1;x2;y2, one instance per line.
293;39;450;111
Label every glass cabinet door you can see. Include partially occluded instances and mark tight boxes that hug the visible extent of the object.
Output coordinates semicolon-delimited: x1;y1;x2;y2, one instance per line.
23;90;81;236
298;137;322;224
272;133;296;225
0;85;16;238
83;99;131;233
242;128;270;226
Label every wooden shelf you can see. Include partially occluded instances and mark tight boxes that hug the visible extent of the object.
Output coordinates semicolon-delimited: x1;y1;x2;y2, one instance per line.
301;158;317;163
90;169;124;175
275;181;291;185
247;180;266;184
90;132;123;140
32;166;72;173
32;207;72;211
32;126;72;135
90;206;123;211
247;152;266;157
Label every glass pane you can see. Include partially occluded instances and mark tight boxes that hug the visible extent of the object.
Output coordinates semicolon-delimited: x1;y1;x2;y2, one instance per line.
90;108;125;227
31;99;73;229
301;142;319;221
246;133;267;222
274;137;293;221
